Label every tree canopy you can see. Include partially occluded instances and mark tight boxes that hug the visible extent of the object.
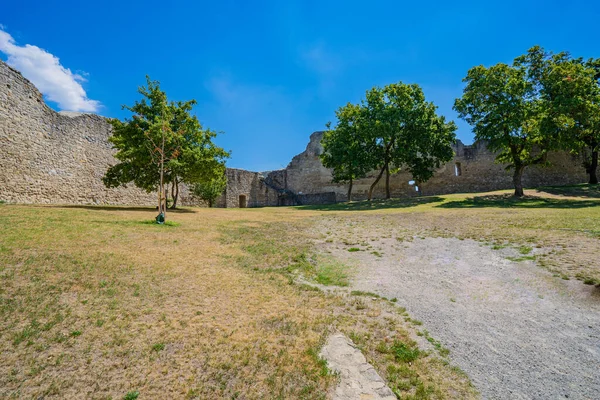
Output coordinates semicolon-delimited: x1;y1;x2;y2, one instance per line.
322;82;456;200
552;56;600;184
455;46;600;196
191;174;227;207
103;77;229;213
321;103;372;201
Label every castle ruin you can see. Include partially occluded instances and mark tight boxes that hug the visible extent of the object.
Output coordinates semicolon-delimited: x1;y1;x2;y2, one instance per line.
0;60;589;207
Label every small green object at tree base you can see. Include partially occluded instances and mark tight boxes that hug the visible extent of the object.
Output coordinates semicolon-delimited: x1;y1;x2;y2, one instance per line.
155;212;165;224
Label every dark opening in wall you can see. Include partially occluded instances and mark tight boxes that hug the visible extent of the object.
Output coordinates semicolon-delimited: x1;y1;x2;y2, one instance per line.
239;194;247;208
455;162;462;177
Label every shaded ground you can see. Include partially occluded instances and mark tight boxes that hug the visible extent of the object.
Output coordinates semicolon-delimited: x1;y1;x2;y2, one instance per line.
317;227;600;399
536;183;600;199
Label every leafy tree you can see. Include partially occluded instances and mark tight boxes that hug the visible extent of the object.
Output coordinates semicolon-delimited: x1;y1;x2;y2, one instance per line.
455;50;550;197
321;103;372;201
361;83;456;200
191;174;227;207
455;46;600;196
517;47;600;185
323;83;456;201
103;77;229;217
558;57;600;184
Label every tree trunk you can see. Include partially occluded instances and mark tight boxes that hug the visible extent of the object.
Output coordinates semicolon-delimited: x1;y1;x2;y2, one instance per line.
589;148;598;185
157;181;161;212
385;164;391;199
160;133;166;218
368;164;387;201
170;178;179;209
347;178;353;202
513;165;525;197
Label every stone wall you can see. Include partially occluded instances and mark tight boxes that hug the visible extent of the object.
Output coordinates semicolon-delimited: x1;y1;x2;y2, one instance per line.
280;131;588;201
297;192;337;205
0;60;196;206
0;58;589;208
219;168;281;208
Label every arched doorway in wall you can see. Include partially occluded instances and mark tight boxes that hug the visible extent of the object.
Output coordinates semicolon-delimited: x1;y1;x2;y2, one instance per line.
239;194;247;208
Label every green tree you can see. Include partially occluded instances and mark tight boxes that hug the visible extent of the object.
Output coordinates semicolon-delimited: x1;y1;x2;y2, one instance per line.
455;49;552;197
455;46;600;196
559;57;600;184
191;174;227;207
321;103;372;201
103;77;229;217
361;83;456;200
517;47;600;185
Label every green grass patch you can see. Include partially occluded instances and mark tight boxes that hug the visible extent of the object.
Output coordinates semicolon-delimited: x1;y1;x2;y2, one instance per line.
315;259;350;287
506;255;536;262
518;246;533;255
419;330;450;357
123;391;140;400
151;343;165;352
347;247;361;252
140;220;180;227
391;340;421;363
350;290;381;298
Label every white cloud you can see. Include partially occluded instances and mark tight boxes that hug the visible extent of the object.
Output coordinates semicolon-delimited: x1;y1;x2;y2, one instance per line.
0;28;100;112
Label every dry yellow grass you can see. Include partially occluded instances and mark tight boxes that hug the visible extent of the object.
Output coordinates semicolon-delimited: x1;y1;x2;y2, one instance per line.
0;204;475;399
302;187;600;284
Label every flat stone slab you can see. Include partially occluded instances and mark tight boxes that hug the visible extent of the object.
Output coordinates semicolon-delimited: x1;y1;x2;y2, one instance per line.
320;333;396;400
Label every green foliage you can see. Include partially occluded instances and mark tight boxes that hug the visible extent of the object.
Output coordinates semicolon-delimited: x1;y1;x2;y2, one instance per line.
562;58;600;183
323;82;456;200
454;46;600;195
151;343;165;352
191;174;227;207
103;76;229;198
363;83;456;187
321;103;372;201
123;391;140;400
314;259;350;287
391;340;421;363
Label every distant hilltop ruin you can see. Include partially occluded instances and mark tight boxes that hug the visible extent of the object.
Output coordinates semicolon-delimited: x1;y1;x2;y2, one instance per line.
0;60;588;207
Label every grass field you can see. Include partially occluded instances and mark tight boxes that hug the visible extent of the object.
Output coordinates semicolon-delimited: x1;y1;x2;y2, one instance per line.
1;185;598;399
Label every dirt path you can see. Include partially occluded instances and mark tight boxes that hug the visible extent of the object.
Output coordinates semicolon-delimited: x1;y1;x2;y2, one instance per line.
319;227;600;399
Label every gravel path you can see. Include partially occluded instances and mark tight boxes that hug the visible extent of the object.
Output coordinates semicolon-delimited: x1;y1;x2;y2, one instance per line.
321;234;600;400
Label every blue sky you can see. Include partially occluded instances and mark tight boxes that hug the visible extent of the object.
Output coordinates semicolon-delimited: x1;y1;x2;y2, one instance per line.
2;1;599;171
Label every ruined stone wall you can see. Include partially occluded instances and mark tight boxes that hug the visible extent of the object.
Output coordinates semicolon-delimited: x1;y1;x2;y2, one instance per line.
283;131;588;201
220;168;280;208
1;58;589;208
297;192;337;205
0;60;199;206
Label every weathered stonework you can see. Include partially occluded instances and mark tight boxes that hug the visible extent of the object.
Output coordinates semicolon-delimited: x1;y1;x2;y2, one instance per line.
218;168;280;208
0;60;195;206
0;59;589;208
276;131;588;201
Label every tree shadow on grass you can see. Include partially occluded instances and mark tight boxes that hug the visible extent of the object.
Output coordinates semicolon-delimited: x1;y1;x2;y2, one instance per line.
437;194;600;209
91;219;181;227
297;196;445;211
46;205;197;213
535;184;600;199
